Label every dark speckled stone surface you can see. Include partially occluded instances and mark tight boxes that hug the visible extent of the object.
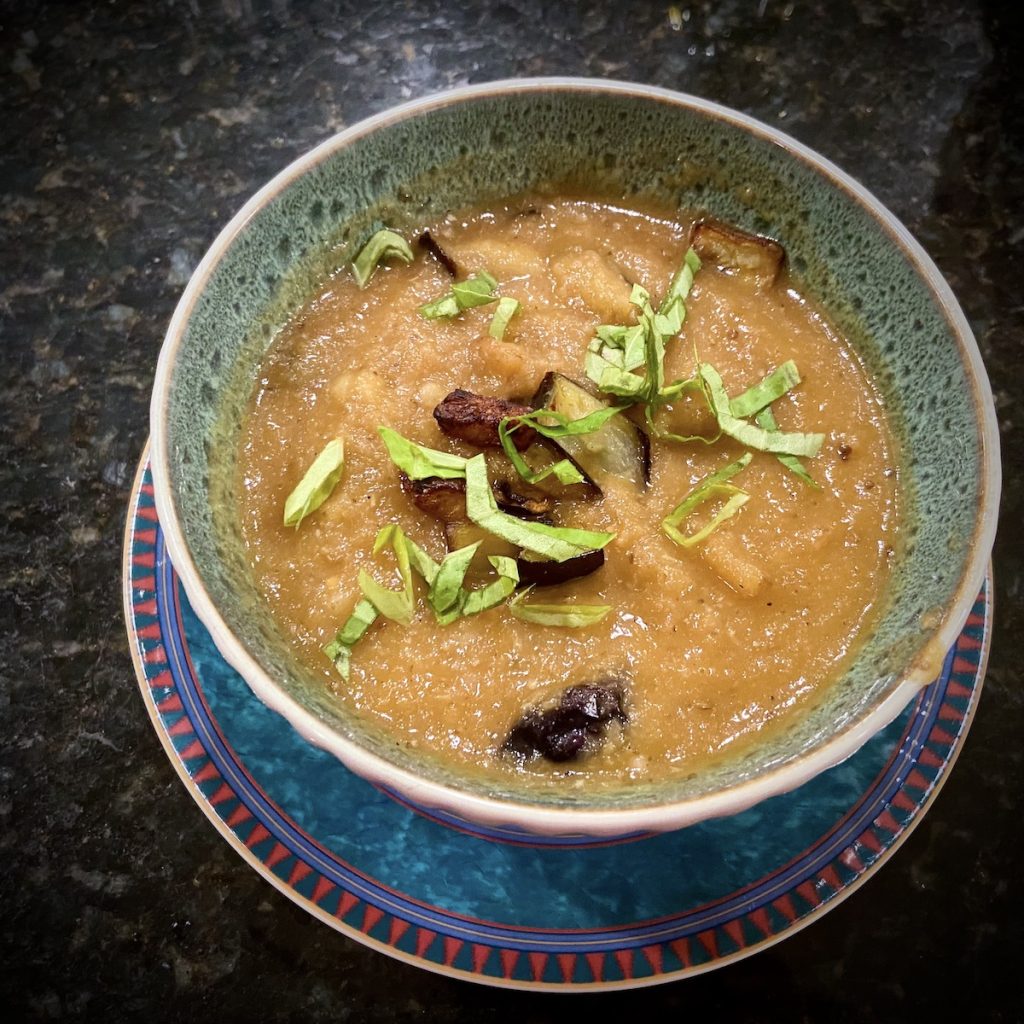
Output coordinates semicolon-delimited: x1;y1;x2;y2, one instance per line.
1;1;1021;1020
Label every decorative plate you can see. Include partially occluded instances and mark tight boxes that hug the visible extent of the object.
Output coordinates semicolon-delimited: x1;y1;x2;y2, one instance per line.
124;449;991;990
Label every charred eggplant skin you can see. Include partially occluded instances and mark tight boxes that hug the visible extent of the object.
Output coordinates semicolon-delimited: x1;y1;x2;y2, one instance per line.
491;479;552;519
399;473;466;521
689;218;785;287
531;372;650;489
516;547;604;586
502;683;628;763
416;230;459;277
433;389;537;451
400;471;552;523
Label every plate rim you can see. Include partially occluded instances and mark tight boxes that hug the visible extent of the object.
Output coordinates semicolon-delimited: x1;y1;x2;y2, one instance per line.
123;443;993;990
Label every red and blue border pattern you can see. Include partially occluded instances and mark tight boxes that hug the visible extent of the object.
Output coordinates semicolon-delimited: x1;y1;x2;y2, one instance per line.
126;459;989;988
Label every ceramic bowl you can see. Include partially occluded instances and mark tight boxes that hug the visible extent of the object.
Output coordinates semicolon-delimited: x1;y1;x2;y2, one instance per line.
150;79;999;837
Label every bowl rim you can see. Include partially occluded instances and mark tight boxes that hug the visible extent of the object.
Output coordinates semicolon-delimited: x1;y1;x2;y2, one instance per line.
149;77;1001;836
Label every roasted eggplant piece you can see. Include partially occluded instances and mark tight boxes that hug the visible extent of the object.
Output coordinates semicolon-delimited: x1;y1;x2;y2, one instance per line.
516;548;605;587
401;465;553;523
433;389;537;451
690;219;785;288
416;230;459;277
502;682;628;763
507;443;602;501
491;479;552;519
531;372;650;489
399;473;466;521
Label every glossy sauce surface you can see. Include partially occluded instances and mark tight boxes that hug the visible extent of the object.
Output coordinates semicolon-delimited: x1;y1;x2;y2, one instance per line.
237;197;898;787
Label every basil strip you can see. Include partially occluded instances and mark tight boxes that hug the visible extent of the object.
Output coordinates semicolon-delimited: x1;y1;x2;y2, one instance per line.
658;248;702;329
322;599;378;680
351;229;414;288
662;454;753;549
488;296;521;340
507;588;612;627
497;405;625;488
431;553;519;625
420;271;499;319
403;534;441;585
729;361;801;419
378;426;468;480
755;406;821;488
585;248;700;407
699;363;824;457
429;542;480;616
497;419;584;486
464;454;614;562
282;438;345;528
461;556;519;616
663;488;749;548
358;524;416;624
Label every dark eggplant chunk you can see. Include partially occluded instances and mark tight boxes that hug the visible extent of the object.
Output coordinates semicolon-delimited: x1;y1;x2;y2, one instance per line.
401;467;551;524
516;547;605;587
689;219;785;288
531;372;650;489
399;473;465;521
512;442;602;501
491;479;552;519
502;682;628;763
416;230;459;277
433;389;537;451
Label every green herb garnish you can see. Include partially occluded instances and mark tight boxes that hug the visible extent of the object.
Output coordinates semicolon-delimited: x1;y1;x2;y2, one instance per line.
699;363;824;457
507;588;612;627
585;249;700;405
497;403;628;487
728;361;801;419
662;453;753;549
378;426;468;480
282;438;345;528
351;229;414;288
464;454;614;562
420;271;499;319
323;599;378;680
755;406;820;488
460;556;519;617
488;296;521;340
358;524;416;624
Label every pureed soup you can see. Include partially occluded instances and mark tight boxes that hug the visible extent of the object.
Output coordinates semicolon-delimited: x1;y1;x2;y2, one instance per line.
237;195;899;790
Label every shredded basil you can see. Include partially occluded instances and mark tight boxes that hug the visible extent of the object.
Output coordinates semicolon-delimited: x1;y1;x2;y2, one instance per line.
378;427;468;480
755;406;821;488
662;454;753;549
282;438;345;528
585;249;700;406
420;271;499;319
497;420;585;486
460;556;520;617
358;524;416;624
351;229;414;288
488;296;521;340
507;588;612;627
323;598;379;680
464;454;614;562
699;363;824;457
729;361;801;419
429;542;480;617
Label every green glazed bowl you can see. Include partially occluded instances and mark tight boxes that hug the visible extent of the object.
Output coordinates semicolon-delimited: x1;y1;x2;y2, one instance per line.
150;80;999;837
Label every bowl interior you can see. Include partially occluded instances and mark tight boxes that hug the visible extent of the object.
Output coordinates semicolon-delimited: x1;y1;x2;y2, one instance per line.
158;82;991;816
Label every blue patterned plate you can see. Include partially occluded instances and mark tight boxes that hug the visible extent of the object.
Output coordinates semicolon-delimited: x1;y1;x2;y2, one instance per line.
124;448;990;989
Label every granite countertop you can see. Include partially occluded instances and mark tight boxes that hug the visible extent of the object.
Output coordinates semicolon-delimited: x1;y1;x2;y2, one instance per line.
2;1;1021;1019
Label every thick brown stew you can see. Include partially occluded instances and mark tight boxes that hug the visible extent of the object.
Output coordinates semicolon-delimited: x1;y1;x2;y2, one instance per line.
237;196;898;787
